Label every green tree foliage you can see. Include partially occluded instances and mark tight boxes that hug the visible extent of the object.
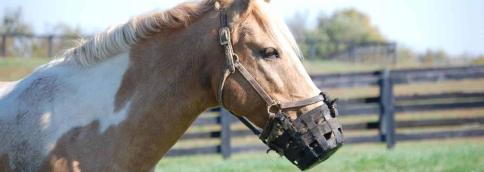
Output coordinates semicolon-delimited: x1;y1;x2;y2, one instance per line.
472;55;484;65
419;49;449;65
301;9;386;59
397;47;419;65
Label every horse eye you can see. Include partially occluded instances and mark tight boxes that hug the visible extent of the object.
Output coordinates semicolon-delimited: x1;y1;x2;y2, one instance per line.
261;48;279;59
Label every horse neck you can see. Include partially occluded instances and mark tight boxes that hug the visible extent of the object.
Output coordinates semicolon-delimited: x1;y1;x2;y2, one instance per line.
31;31;218;170
108;26;220;166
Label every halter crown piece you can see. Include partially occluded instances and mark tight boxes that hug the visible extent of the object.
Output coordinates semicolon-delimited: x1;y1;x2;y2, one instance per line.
216;9;344;171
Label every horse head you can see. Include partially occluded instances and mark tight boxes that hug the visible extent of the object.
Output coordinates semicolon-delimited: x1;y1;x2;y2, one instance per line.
209;0;344;170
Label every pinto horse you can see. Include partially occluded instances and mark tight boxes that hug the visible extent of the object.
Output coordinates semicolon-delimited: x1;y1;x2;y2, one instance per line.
0;0;343;171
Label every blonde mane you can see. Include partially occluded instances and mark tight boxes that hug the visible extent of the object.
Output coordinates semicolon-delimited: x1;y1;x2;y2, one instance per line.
65;0;302;66
65;0;216;66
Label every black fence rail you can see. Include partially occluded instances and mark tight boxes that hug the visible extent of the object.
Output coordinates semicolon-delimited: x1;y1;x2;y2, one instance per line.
166;65;484;158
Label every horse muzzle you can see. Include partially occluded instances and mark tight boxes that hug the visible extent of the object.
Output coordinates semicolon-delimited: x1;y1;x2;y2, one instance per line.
259;97;344;171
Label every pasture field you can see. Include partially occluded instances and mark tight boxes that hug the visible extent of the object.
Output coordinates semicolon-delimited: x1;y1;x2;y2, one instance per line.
156;139;484;172
0;57;50;81
1;58;483;171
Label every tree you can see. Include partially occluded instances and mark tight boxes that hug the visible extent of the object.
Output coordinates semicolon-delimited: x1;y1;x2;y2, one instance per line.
1;7;35;57
0;7;32;34
419;49;449;65
397;47;418;65
300;9;386;60
1;7;83;58
472;55;484;64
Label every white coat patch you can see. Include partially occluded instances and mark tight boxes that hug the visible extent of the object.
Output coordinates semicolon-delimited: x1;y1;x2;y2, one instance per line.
0;52;131;170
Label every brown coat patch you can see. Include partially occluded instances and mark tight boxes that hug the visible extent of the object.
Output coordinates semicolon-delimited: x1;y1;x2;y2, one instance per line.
0;154;9;172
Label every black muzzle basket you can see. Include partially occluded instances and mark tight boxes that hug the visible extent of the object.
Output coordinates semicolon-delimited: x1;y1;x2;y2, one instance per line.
260;103;344;171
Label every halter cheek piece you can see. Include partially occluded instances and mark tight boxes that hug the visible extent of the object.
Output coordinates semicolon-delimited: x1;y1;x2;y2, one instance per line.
216;9;344;171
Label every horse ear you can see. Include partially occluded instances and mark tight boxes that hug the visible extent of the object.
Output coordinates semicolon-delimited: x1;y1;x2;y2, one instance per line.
215;0;254;22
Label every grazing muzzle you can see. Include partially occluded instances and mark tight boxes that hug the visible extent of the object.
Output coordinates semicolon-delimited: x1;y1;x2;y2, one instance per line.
216;9;344;171
259;94;343;170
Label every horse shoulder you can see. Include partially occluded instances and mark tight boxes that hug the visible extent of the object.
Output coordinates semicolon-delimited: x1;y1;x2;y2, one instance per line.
0;65;67;171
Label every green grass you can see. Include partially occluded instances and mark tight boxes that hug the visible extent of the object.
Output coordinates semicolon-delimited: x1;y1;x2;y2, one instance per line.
302;59;460;74
156;139;484;172
0;57;51;81
0;57;50;67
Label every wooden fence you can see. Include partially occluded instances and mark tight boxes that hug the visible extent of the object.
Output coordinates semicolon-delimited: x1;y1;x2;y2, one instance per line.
327;42;397;65
0;33;82;58
170;66;484;157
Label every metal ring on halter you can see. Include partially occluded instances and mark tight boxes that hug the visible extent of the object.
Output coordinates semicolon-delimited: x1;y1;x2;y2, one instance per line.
232;54;239;62
230;54;239;73
267;103;281;114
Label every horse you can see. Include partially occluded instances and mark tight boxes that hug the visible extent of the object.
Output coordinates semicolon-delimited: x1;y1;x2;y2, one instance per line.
0;0;343;171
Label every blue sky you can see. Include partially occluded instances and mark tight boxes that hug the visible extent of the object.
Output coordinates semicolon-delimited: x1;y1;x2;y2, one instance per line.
1;0;483;56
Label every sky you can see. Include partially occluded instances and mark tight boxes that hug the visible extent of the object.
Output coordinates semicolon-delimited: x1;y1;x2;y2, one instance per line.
1;0;483;56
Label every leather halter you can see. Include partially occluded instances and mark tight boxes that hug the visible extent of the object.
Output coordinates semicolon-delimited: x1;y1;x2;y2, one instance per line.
216;9;329;136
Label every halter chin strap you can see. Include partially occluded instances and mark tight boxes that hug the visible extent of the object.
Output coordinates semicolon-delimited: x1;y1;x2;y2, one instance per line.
216;9;328;136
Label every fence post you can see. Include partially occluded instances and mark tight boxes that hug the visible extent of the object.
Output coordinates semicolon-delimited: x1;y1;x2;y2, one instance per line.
389;43;398;65
349;44;356;63
1;34;6;58
220;108;232;159
378;69;396;149
47;35;54;58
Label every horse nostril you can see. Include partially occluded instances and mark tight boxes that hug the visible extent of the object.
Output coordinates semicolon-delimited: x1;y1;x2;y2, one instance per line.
324;132;333;140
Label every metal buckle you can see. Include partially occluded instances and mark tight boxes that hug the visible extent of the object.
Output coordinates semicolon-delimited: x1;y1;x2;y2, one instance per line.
219;27;230;46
